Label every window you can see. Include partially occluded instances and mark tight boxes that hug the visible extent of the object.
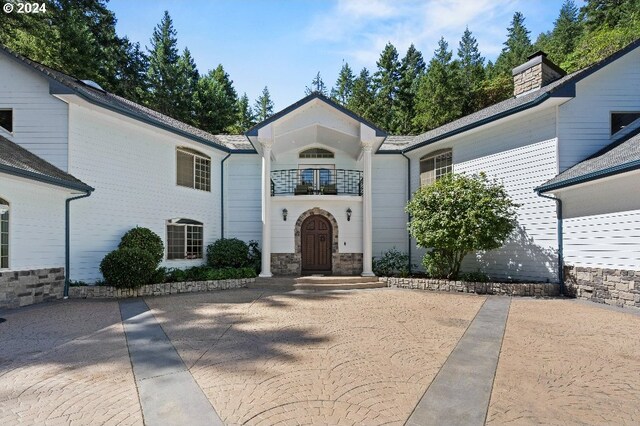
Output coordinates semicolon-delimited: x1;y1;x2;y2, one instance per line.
611;112;640;135
177;148;210;191
299;148;334;159
0;198;8;269
167;219;203;260
420;149;452;186
0;110;12;133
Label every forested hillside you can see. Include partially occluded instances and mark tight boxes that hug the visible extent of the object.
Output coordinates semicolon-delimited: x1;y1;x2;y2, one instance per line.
1;0;638;135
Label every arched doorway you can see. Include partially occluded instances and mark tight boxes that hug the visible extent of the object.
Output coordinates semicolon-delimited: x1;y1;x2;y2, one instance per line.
300;215;332;275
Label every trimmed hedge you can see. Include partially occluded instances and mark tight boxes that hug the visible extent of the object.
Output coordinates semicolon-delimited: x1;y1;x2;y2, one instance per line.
118;227;164;265
207;238;249;268
164;266;257;283
100;247;157;289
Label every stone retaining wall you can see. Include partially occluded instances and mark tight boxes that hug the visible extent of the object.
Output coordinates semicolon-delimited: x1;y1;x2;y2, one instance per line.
0;267;65;309
565;265;640;308
69;278;253;299
382;277;560;297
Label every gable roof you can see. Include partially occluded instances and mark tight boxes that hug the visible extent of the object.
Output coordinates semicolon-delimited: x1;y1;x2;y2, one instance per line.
0;135;93;192
245;92;387;138
536;125;640;193
0;44;239;153
400;38;640;153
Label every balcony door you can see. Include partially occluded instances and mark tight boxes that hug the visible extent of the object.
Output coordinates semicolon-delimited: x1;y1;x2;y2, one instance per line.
298;164;335;193
301;215;332;274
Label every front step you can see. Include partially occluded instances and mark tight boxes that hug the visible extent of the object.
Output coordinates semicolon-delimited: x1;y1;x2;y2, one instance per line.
295;276;380;284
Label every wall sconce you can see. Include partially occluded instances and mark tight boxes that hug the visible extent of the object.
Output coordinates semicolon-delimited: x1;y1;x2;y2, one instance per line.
282;208;288;221
346;207;352;221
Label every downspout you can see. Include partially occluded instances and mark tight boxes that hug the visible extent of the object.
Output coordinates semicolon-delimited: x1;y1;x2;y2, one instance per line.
537;191;564;295
65;190;92;298
220;153;231;238
401;152;412;274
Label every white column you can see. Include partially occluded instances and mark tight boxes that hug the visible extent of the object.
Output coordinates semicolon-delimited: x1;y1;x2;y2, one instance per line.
361;144;374;276
259;143;273;277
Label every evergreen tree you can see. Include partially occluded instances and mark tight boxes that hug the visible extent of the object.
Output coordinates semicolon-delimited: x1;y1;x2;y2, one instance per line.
493;12;533;76
305;72;328;96
176;48;200;124
372;42;402;131
254;86;274;122
347;68;376;122
536;1;583;65
581;0;640;31
146;11;181;117
113;38;149;105
413;38;464;131
194;65;238;133
331;62;355;106
230;93;256;133
396;44;426;134
457;27;485;115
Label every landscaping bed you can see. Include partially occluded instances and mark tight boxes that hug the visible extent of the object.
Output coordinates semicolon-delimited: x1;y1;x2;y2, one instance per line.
381;276;560;297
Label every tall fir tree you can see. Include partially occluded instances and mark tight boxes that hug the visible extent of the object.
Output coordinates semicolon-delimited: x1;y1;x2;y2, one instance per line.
254;86;274;122
176;48;200;124
194;64;238;133
536;1;583;66
305;72;328;96
230;93;256;133
493;12;533;76
347;68;376;122
396;44;426;134
331;62;355;106
457;27;485;115
413;38;464;131
146;11;181;117
372;42;402;132
113;38;149;105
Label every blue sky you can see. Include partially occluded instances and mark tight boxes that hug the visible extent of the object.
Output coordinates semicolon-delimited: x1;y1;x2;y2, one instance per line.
109;0;564;110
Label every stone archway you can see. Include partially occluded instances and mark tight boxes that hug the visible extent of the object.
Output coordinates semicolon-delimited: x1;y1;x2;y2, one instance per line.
295;208;340;269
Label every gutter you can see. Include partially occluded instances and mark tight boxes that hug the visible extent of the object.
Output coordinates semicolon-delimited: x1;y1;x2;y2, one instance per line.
0;164;93;193
401;152;412;274
64;189;93;298
535;159;640;193
220;152;231;238
536;191;564;295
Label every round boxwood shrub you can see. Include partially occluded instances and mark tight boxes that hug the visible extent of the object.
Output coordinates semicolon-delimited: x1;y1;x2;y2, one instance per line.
207;238;249;268
100;247;157;289
118;226;164;265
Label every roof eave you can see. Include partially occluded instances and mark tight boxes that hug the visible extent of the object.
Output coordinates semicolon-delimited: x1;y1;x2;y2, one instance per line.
0;164;95;193
535;159;640;193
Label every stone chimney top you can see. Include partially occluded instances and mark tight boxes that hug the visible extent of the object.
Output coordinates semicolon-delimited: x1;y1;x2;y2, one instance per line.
512;51;566;97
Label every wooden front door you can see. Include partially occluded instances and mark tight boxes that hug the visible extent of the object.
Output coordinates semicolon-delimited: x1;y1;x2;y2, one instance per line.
301;215;332;274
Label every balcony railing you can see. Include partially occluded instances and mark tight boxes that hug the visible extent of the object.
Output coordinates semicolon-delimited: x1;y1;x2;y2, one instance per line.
270;169;363;196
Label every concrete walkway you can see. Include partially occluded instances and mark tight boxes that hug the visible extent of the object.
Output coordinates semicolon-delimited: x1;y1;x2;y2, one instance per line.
119;299;223;426
406;297;511;426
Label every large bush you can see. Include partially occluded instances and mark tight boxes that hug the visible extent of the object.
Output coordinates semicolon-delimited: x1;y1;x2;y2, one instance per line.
406;172;518;280
207;238;249;268
100;247;157;288
118;226;164;265
373;248;410;277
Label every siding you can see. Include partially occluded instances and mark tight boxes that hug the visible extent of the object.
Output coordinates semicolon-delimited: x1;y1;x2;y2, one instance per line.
224;154;262;243
558;47;640;171
372;154;408;257
407;107;559;282
67;102;224;282
0;53;69;171
0;175;68;271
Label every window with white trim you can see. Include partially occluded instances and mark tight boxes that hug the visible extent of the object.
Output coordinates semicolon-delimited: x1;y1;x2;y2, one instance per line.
176;147;211;191
420;149;452;186
166;219;203;260
611;112;640;135
0;109;12;133
0;198;8;269
299;148;334;158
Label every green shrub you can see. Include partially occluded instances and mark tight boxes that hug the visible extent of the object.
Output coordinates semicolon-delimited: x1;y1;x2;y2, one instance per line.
164;265;257;282
373;248;410;277
247;240;261;273
459;270;490;282
150;267;168;284
119;227;164;265
422;249;451;279
207;238;249;268
100;247;157;288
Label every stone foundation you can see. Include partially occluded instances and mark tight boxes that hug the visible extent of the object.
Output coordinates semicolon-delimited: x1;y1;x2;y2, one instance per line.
382;277;560;297
565;265;640;308
271;252;363;276
0;267;65;309
68;278;253;299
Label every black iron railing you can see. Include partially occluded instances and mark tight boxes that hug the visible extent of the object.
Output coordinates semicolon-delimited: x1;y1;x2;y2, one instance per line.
270;169;363;196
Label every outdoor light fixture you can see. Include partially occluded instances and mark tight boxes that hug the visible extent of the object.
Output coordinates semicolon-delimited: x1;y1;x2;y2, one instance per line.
282;208;288;221
346;207;352;221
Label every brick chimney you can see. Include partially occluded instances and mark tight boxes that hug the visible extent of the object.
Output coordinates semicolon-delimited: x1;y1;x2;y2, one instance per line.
512;51;566;97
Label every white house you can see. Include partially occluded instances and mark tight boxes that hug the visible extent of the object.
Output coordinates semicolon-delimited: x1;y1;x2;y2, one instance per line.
1;39;639;308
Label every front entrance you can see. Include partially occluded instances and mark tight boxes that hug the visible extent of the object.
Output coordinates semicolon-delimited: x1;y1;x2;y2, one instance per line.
301;215;332;274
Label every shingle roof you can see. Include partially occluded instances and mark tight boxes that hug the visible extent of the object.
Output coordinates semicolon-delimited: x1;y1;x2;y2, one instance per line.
0;135;93;191
213;134;254;151
378;135;414;151
537;125;640;192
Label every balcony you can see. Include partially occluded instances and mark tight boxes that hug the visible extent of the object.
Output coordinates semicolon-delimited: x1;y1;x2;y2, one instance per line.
270;169;363;196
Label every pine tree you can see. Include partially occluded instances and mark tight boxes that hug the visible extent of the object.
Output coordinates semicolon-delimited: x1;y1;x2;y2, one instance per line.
493;12;533;76
536;1;583;65
230;93;255;133
146;11;181;117
372;42;402;131
305;72;328;96
457;27;485;115
347;68;376;122
194;65;238;133
413;38;464;131
113;38;149;105
396;44;426;134
331;62;355;106
176;48;200;124
254;86;274;122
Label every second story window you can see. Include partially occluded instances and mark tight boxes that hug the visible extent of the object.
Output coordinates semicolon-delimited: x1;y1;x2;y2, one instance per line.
420;149;452;187
611;112;640;135
0;109;13;133
177;147;210;191
299;148;334;159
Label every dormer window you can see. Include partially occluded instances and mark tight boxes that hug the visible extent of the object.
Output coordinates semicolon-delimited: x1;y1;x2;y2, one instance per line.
611;112;640;135
420;149;452;187
177;147;210;191
0;110;12;133
299;148;334;159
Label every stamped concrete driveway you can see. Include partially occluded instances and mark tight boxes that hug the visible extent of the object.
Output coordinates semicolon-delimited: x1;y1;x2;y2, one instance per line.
0;288;639;425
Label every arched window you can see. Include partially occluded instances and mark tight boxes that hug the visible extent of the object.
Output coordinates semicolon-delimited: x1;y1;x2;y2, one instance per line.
420;149;452;186
166;218;203;260
177;147;211;191
0;197;8;269
299;148;334;159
